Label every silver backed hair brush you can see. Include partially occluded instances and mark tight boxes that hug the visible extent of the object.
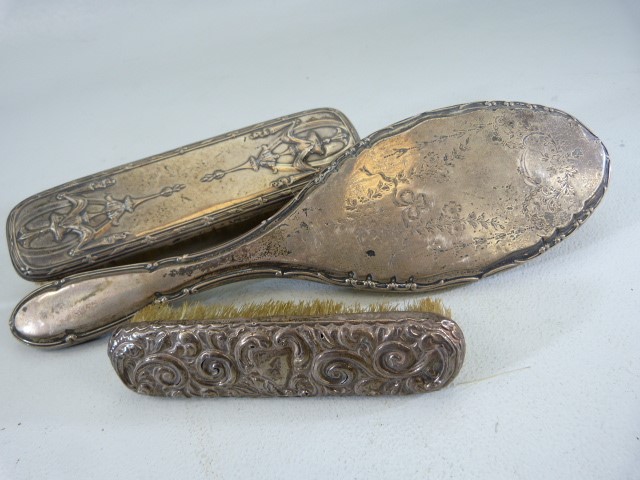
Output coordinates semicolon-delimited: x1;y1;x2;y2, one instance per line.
10;101;609;349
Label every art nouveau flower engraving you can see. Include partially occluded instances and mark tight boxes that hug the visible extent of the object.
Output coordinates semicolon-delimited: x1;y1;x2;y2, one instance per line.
16;180;185;257
201;118;351;188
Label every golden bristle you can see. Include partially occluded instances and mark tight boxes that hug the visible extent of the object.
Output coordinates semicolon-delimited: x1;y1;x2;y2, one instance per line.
131;298;451;324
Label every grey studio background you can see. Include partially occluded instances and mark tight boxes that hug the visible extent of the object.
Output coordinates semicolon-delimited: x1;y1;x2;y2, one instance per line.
1;1;638;479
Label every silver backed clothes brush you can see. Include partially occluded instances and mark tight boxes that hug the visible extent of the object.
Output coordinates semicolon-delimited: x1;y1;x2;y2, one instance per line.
7;108;359;281
109;299;465;397
9;101;609;350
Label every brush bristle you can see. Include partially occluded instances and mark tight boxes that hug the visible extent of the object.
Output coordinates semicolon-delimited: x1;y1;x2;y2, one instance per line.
131;298;451;324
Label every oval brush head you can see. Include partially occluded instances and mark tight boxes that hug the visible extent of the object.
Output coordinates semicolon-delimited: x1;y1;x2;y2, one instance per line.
108;299;464;397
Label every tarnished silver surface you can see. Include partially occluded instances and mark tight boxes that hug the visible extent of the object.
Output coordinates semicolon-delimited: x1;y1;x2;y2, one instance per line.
108;312;464;397
11;101;610;348
7;108;358;280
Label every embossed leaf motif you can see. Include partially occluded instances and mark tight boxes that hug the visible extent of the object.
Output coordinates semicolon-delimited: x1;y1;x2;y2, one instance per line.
108;316;465;397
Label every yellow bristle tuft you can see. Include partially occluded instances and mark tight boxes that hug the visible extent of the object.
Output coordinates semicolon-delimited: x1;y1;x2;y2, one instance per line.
131;298;451;324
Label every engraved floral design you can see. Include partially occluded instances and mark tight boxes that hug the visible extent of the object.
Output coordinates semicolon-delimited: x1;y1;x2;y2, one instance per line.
403;199;505;237
345;179;392;211
396;189;434;227
472;225;533;250
518;133;583;228
490;114;531;149
345;168;410;211
342;105;595;265
347;159;508;247
386;137;472;185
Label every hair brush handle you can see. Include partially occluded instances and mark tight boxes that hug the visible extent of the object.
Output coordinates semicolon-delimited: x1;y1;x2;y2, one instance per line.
10;249;248;347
